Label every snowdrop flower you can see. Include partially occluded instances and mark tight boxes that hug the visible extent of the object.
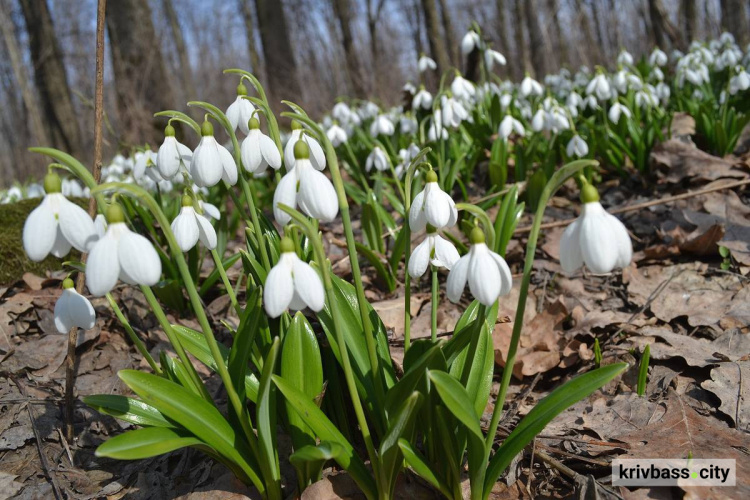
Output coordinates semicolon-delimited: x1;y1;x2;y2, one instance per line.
650;67;665;82
199;201;220;220
566;134;588;158
451;73;476;101
413;86;433;110
263;238;325;318
461;30;481;56
427;110;449;141
133;150;162;184
485;49;506;71
409;169;457;231
61;179;85;198
635;87;659;108
226;82;256;135
649;48;668;66
520;76;543;97
23;172;97;261
566;92;583;111
418;53;437;72
582;95;600;111
332;102;352;123
729;68;750;95
370;114;395;137
191;120;238;187
3;186;22;203
326;123;348;147
403;82;416;95
408;226;460;278
400;115;418;134
171;196;217;252
273;140;338;225
86;204;161;296
365;146;389;172
608;102;631;124
240;117;282;174
284;122;326;171
560;184;632;274
440;94;468;128
617;50;634;66
531;109;546;132
27;183;45;198
656;82;670;102
157;124;193;179
55;278;95;333
498;115;525;140
447;227;512;306
586;73;611;101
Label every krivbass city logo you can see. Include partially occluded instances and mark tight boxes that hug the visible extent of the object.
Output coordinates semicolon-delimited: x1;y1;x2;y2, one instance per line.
613;459;736;487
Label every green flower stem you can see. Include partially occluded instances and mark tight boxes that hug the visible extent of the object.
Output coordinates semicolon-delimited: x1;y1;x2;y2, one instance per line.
93;183;262;468
106;293;161;374
238;174;272;271
279;204;379;485
483;159;596;461
224;69;283;156
282;111;385;408
459;304;487;387
210;248;240;314
430;265;439;342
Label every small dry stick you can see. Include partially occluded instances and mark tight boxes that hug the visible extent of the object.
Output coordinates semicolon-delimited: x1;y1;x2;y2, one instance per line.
64;0;106;442
514;178;750;234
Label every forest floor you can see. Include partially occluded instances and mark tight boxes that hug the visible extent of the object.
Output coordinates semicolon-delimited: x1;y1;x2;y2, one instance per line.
1;128;750;499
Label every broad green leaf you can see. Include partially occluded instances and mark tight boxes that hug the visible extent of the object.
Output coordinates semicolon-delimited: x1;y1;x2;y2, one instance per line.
273;375;377;498
96;427;201;460
379;392;423;495
449;321;494;417
483;363;628;496
385;343;444;419
83;395;174;428
289;441;345;490
442;301;498;365
257;338;281;493
228;287;264;403
398;439;452;498
355;241;396;293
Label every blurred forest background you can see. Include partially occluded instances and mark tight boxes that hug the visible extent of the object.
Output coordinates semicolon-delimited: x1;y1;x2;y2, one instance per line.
1;0;749;185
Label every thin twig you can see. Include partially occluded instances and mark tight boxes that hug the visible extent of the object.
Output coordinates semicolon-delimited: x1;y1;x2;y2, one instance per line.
514;178;750;234
65;0;106;442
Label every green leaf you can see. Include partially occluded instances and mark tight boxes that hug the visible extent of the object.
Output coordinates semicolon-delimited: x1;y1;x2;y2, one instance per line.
449;320;494;417
83;395;174;428
228;286;264;403
273;375;377;498
385;343;445;419
379;392;424;495
483;363;628;496
289;441;345;489
398;439;453;498
637;345;650;397
257;338;281;492
428;371;483;441
95;427;202;460
355;241;396;293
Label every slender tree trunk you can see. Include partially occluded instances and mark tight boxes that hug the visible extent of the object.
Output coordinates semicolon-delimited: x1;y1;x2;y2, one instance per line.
494;0;510;58
546;0;567;69
682;0;697;43
721;0;748;45
18;0;82;156
574;0;599;66
589;0;609;59
421;0;450;75
437;0;458;67
254;0;301;111
333;0;367;98
525;0;545;77
161;0;197;102
648;0;682;49
513;0;531;79
239;0;263;77
608;0;622;51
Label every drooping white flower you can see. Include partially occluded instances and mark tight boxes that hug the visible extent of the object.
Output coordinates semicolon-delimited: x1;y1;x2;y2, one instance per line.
409;170;457;231
649;48;668;66
582;95;600;111
586;73;612;101
199;201;220;220
157;124;193;179
332;101;352;123
263;238;325;318
240;117;282;174
617;50;634;66
171;196;217;252
366;146;388;172
498;115;525;140
461;30;481;55
566;134;589;158
284;122;326;171
413;86;433;110
133;150;162;184
61;179;86;198
446;227;512;306
729;68;750;95
370;114;395;137
440;95;468;128
559;184;632;274
418;54;437;73
451;74;476;101
55;278;95;333
86;204;162;296
191;120;238;187
226;83;256;135
326;123;348;147
608;102;631;124
635;87;659;108
403;82;416;95
273;140;338;225
408;229;460;278
485;49;506;71
400;115;418;135
427;110;449;141
23;172;97;262
520;76;543;97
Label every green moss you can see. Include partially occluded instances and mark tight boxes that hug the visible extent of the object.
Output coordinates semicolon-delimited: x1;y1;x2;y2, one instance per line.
0;198;86;285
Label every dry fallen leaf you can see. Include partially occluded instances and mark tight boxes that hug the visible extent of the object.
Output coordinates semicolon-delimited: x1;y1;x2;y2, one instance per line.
651;139;746;184
701;360;749;432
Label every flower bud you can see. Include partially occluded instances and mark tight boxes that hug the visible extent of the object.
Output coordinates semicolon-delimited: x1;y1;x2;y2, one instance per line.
62;278;75;289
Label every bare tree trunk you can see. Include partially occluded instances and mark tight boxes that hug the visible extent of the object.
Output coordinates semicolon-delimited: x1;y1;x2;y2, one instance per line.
0;1;48;149
239;0;263;77
575;0;599;66
254;0;301;111
721;0;748;44
682;0;697;42
106;0;176;147
18;0;82;156
437;0;458;67
525;0;545;77
648;0;682;49
421;0;450;75
494;0;510;58
333;0;366;97
608;0;622;51
589;0;609;59
161;0;197;102
546;0;567;68
513;0;531;79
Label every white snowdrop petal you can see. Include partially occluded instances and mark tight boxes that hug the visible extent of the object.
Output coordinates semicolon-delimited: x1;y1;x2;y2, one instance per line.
23;199;57;261
218;144;238;185
260;134;282;169
408;190;427;232
559;219;584;273
298;167;339;222
66;289;96;330
201;202;221;221
58;198;97;252
607;213;633;269
288;289;307;312
446;255;470;303
50;226;72;258
226;99;241;131
408;238;432;278
307;137;327;171
192;138;223;187
468;248;502;306
86;231;120;296
195;213;217;250
157;137;180;178
489;252;513;296
273;169;299;225
263;261;294;317
118;230;162;286
579;213;619;274
54;291;72;333
424;186;451;228
292;259;325;312
241;133;263;173
432;235;460;269
171;210;200;252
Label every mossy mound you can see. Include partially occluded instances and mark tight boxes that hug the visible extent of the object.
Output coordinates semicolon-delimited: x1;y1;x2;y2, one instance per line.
0;198;86;285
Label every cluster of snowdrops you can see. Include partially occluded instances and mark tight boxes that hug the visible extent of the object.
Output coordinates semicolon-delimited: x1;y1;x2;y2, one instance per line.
17;28;750;500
